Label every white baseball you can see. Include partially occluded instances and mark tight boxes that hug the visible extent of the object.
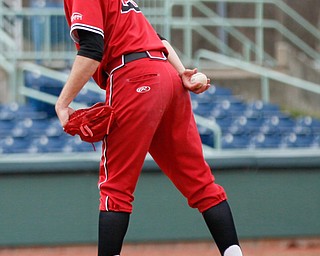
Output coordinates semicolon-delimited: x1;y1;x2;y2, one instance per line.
191;72;208;88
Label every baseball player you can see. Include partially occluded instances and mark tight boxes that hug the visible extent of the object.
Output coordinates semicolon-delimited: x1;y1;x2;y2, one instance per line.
55;1;243;256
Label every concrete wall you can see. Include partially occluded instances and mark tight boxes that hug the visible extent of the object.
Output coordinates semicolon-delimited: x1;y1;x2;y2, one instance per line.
1;162;319;247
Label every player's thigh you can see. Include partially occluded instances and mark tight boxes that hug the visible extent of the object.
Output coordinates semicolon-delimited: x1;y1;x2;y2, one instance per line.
148;88;211;191
104;65;167;181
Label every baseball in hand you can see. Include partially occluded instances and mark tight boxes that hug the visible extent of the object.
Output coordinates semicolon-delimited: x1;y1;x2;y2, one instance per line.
191;72;208;88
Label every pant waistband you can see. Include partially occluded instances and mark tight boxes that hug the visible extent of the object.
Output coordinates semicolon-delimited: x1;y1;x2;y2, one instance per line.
106;50;167;75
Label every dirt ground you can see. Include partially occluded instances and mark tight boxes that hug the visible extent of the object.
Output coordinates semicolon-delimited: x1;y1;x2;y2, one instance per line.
1;238;320;256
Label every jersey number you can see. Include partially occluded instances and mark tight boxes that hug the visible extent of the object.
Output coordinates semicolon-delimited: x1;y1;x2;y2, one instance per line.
121;0;141;13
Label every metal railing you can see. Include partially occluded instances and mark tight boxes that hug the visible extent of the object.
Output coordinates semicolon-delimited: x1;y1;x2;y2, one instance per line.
0;0;319;64
0;7;75;62
164;0;320;64
195;49;320;103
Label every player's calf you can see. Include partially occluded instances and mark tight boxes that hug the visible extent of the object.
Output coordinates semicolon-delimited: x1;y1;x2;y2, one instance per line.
203;200;243;256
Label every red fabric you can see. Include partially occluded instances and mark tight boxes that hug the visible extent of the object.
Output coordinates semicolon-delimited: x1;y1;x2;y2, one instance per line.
98;58;227;213
64;0;168;89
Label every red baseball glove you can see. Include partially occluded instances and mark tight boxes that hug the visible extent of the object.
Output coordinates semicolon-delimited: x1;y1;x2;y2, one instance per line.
64;102;115;143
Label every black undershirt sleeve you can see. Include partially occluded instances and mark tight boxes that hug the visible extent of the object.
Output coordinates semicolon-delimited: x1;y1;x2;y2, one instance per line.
77;31;163;62
77;29;104;62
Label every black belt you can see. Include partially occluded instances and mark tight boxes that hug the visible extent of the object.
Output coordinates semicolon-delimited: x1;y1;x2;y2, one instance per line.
124;52;150;64
106;50;166;75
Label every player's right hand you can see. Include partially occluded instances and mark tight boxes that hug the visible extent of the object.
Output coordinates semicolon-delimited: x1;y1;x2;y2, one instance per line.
55;106;75;127
181;68;210;94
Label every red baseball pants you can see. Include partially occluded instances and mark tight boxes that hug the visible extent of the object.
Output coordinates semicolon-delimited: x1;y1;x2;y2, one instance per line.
98;57;227;213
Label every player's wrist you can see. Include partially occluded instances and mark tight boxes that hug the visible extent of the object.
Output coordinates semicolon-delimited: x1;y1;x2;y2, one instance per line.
55;101;69;112
178;69;186;77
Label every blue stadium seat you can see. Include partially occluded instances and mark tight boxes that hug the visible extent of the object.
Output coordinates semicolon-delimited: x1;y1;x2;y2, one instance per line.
213;116;234;132
1;102;48;120
0;104;23;137
0;120;17;136
248;133;281;149
13;118;52;137
260;115;295;135
198;126;215;147
209;107;229;119
309;135;320;148
29;135;67;153
221;133;250;149
74;88;105;106
62;136;99;152
213;98;247;117
191;85;232;103
45;118;64;137
295;116;320;134
0;110;15;121
0;136;33;154
24;71;63;116
1;102;37;113
192;100;216;117
246;100;280;113
227;116;264;135
279;133;314;148
205;85;233;98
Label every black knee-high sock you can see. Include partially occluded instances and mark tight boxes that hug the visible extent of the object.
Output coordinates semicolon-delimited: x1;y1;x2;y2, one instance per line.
202;200;240;255
98;211;130;256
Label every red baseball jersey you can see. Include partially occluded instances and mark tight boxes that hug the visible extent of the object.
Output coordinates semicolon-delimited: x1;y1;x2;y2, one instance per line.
64;0;167;88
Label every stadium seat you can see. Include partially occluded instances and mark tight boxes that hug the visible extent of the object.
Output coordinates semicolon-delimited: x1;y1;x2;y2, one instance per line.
0;110;15;121
62;136;100;152
309;135;320;148
74;88;105;106
248;133;281;149
213;116;234;132
192;100;216;117
295;116;320;134
206;85;233;97
0;120;16;133
198;125;215;147
0;136;33;154
1;101;37;113
13;118;51;137
221;133;250;149
279;132;314;148
24;71;64;116
260;115;295;135
29;135;67;153
213;98;247;118
45;118;64;137
246;100;280;114
191;84;232;103
1;102;48;120
227;115;264;135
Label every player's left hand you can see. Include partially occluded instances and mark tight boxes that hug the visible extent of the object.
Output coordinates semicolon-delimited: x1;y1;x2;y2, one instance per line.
181;68;210;94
